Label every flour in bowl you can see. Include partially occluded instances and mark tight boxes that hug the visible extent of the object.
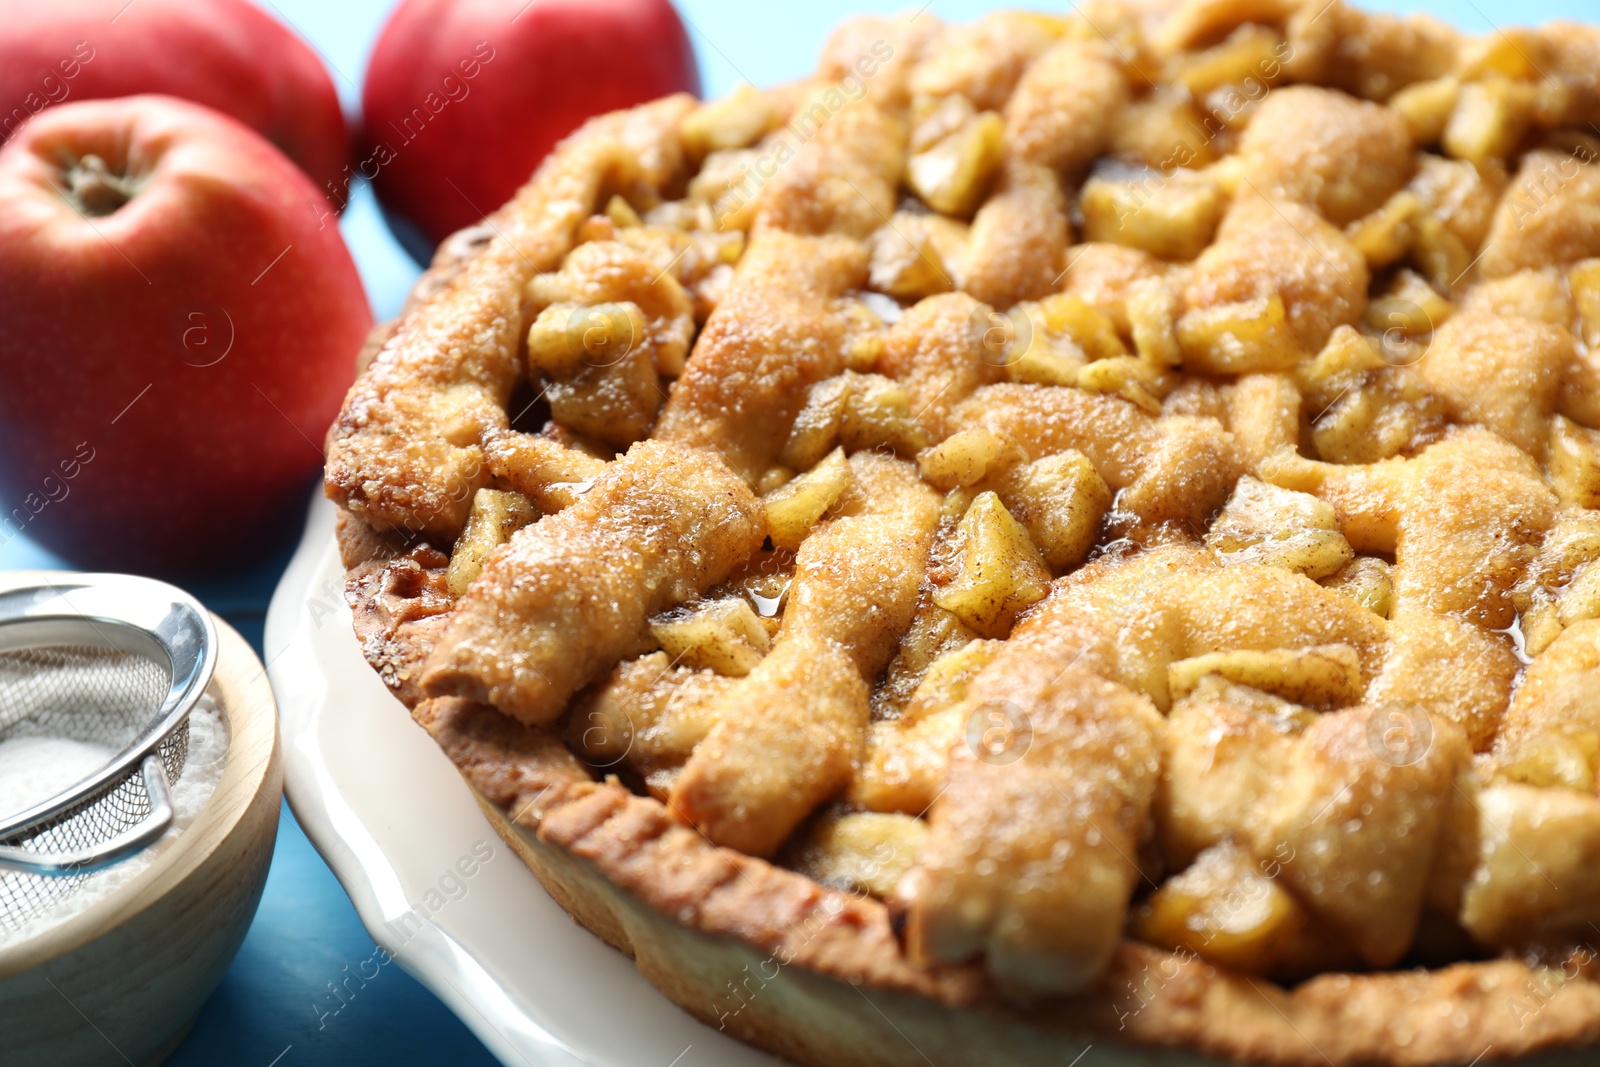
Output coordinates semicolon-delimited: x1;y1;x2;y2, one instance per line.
0;736;116;821
0;694;229;946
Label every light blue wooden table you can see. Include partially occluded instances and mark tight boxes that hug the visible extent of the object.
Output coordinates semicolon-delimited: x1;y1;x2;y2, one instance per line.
0;0;1582;1062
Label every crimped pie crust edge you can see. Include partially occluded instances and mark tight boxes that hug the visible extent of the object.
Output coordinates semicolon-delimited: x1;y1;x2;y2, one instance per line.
409;691;1600;1067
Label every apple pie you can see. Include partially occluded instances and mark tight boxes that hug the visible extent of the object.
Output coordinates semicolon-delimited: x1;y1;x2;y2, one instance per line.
324;1;1600;1063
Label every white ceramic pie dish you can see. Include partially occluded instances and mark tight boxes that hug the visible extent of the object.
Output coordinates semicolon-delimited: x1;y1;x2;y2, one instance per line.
264;495;782;1067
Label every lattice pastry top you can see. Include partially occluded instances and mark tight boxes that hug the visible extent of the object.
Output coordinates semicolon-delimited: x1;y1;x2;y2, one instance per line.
326;2;1600;1062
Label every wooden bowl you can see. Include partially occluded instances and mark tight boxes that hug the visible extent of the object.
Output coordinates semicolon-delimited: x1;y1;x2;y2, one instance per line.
0;573;281;1067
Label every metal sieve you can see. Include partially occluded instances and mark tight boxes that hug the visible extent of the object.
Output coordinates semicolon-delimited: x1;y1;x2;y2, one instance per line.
0;575;216;933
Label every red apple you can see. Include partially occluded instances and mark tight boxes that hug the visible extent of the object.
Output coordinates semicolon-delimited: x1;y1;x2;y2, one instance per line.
0;95;372;574
362;0;700;258
0;0;349;206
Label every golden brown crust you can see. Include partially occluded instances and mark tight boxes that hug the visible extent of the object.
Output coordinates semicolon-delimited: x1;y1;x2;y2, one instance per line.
324;97;695;538
334;507;416;569
1236;85;1414;226
420;439;765;724
1480;150;1600;280
415;694;1600;1066
670;454;941;856
328;3;1600;1061
951;384;1243;536
653;232;869;482
345;541;453;707
906;660;1164;1000
962;161;1072;308
413;697;599;818
1181;195;1370;356
1002;39;1128;179
752;92;905;240
873;291;1001;439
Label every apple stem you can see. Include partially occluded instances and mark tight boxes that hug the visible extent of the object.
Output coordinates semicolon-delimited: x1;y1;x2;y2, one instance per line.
64;154;139;217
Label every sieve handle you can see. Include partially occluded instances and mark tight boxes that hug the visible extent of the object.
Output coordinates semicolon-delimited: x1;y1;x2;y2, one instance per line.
0;756;175;876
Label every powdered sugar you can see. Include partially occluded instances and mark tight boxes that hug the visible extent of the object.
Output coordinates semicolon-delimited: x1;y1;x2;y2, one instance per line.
0;736;116;821
0;694;228;947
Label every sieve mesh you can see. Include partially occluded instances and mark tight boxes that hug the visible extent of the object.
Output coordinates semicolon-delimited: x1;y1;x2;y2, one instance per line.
0;645;188;931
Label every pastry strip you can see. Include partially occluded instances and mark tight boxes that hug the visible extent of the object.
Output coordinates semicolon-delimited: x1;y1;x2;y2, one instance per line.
421;439;764;725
